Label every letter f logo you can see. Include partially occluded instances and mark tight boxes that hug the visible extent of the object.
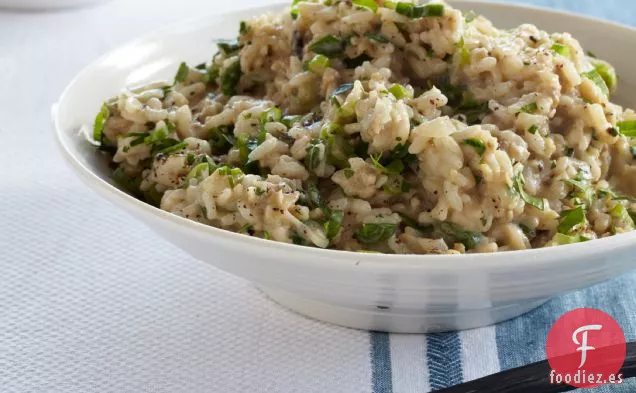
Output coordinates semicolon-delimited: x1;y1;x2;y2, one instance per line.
572;324;603;368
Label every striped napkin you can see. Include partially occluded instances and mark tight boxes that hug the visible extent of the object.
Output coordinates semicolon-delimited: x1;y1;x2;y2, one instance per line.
369;272;636;392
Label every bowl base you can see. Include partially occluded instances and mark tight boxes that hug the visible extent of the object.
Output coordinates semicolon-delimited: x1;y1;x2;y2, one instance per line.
258;286;548;333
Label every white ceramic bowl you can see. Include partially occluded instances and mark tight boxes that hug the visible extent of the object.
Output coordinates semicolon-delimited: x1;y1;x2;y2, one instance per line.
54;1;636;333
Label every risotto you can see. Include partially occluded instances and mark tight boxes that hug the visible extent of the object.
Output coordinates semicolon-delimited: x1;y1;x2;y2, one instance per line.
92;0;636;254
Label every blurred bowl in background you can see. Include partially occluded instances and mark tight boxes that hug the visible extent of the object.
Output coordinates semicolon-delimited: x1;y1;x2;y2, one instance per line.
0;0;109;10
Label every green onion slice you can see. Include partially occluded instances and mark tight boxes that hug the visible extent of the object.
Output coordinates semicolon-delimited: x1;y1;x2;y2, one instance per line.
551;43;570;58
582;69;610;97
309;35;344;58
617;120;636;137
558;206;586;234
395;2;444;18
352;0;378;13
93;102;110;143
307;54;331;74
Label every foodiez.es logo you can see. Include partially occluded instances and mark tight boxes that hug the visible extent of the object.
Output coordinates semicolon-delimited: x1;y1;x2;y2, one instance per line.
546;308;626;388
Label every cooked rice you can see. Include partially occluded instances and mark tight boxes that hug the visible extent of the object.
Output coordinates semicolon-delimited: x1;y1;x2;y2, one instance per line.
92;0;636;254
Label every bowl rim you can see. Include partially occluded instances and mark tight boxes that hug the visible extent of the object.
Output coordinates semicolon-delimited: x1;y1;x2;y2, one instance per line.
54;0;636;270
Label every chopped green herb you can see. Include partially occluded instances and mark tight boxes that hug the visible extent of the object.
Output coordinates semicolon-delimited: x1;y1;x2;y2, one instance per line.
463;138;486;155
220;59;242;96
370;154;404;174
217;39;240;55
586;50;597;58
440;222;482;249
356;223;397;244
617;120;636;137
307;54;331;74
528;124;539;134
550;43;570;58
455;91;489;125
93;103;110;144
384;159;405;174
519;223;536;238
236;135;259;164
291;233;310;245
610;204;635;229
324;210;345;241
582;69;609;97
309;35;344;58
260;107;282;125
217;166;245;188
382;174;406;195
281;115;303;128
155;141;188;156
307;183;325;209
558;206;586;234
395;2;444;18
520;102;538;114
144;127;168;145
240;21;249;35
174;62;190;84
263;231;272;240
186;153;196;165
344;168;355;178
554;233;588;245
352;0;378;12
324;132;354;169
208;126;235;154
398;213;433;233
564;177;594;206
239;224;253;234
365;32;390;43
186;162;214;181
513;172;545;210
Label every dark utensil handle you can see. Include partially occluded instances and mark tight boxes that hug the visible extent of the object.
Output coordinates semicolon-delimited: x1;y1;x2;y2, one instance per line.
433;342;636;393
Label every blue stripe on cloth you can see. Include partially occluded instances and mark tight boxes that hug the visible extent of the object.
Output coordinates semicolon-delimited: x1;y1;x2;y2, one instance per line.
496;272;636;392
370;332;393;393
426;332;463;390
